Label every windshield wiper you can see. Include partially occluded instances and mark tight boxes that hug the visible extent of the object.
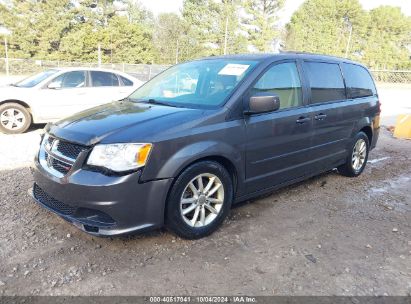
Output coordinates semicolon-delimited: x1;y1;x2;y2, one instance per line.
142;98;180;108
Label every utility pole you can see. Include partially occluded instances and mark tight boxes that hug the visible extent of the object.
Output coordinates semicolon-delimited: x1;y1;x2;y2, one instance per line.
0;26;11;78
344;17;352;58
98;43;102;67
4;36;9;77
223;14;229;55
223;0;232;55
175;39;179;64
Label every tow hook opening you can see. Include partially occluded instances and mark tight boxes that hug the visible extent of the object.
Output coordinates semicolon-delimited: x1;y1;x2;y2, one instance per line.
83;225;99;233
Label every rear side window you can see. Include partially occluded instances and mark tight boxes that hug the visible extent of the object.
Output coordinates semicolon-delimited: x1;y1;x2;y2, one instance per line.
120;75;133;86
90;71;119;87
342;63;376;99
252;62;303;110
304;62;345;104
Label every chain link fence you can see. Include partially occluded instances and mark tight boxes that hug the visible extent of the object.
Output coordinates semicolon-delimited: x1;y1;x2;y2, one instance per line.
1;58;410;84
370;70;411;84
0;58;169;82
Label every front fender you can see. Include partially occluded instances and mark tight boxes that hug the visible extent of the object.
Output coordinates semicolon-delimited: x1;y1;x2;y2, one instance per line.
141;140;243;182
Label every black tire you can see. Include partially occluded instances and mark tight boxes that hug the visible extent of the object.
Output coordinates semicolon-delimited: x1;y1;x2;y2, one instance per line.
165;161;233;239
338;131;370;177
0;102;32;134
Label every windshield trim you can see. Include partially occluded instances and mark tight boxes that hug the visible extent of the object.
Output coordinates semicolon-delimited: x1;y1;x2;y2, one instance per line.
128;59;260;110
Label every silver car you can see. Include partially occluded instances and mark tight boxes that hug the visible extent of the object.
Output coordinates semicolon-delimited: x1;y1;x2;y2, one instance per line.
0;67;143;134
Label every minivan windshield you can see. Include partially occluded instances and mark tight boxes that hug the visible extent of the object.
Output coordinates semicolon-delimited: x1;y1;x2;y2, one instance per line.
14;69;59;88
129;59;258;108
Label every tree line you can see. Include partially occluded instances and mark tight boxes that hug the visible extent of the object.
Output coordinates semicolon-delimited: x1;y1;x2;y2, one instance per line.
0;0;410;69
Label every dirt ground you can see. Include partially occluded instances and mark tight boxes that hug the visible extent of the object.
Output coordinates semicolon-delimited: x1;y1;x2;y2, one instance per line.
0;128;410;296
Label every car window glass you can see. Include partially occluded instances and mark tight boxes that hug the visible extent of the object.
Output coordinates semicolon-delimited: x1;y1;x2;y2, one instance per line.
52;71;86;88
16;69;59;88
91;71;119;87
251;62;303;109
160;69;199;97
120;75;133;86
305;62;345;103
129;59;258;109
342;63;376;98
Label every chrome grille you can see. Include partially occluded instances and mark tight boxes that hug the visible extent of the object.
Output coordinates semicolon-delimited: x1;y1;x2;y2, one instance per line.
39;134;87;178
45;152;72;175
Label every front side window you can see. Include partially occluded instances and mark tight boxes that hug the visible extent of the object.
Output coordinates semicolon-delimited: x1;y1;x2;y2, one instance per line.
129;59;258;109
251;62;303;110
304;62;345;104
51;71;86;88
91;71;119;87
342;63;376;99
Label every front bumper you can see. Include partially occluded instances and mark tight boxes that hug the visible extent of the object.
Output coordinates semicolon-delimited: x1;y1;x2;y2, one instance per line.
30;160;173;236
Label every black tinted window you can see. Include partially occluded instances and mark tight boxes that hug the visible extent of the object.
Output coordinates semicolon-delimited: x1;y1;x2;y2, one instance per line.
52;71;86;88
91;71;119;87
305;62;345;103
252;62;303;109
120;75;133;86
342;63;376;98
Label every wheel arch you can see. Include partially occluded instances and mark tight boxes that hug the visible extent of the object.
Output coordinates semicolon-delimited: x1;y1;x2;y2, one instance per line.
162;154;239;224
359;125;373;145
176;155;239;195
352;117;373;143
0;99;33;116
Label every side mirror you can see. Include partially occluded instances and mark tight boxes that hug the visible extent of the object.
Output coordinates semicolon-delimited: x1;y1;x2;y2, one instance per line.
245;92;280;114
48;81;61;90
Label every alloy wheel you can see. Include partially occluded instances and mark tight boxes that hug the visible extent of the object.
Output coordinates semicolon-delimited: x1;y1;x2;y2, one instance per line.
180;173;225;227
351;138;367;171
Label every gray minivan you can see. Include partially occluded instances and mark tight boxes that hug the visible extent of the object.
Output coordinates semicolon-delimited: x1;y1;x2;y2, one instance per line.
31;53;380;239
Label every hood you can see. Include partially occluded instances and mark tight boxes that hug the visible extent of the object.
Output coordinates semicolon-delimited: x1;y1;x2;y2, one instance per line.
0;85;36;104
0;85;29;97
47;101;208;146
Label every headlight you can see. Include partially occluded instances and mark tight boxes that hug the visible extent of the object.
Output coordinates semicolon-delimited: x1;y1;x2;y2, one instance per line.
87;143;152;172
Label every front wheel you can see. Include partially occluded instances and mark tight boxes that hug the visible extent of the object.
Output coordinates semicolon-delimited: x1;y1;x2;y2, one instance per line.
165;161;233;239
0;103;32;134
338;132;369;177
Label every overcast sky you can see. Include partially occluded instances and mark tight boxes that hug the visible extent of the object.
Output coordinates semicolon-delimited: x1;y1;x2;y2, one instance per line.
139;0;411;22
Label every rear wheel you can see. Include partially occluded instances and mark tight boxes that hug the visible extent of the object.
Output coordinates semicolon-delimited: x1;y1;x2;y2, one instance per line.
338;132;369;177
166;161;233;239
0;103;31;134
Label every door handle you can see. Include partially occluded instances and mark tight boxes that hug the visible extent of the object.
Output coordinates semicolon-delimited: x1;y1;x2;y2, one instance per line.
296;116;310;124
314;113;327;120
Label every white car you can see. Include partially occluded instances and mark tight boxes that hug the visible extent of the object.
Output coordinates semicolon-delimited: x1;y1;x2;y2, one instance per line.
0;67;143;134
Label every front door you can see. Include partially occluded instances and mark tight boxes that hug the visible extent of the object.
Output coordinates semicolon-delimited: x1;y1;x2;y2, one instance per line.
36;70;89;121
244;61;314;194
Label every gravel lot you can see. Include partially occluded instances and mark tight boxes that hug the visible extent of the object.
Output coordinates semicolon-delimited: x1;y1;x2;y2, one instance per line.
0;127;410;296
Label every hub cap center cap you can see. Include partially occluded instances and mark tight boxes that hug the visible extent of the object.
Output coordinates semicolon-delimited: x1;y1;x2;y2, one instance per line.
198;195;206;205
